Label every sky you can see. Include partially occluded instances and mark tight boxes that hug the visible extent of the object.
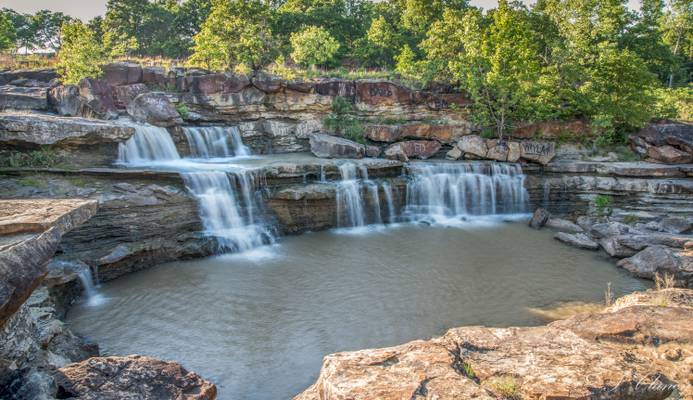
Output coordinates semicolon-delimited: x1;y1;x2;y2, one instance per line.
1;0;641;21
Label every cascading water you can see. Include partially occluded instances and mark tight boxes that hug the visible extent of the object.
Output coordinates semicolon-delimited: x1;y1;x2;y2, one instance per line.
118;122;273;253
404;162;529;225
381;182;397;224
77;267;104;306
183;126;251;158
181;171;274;252
117;124;181;164
336;163;366;227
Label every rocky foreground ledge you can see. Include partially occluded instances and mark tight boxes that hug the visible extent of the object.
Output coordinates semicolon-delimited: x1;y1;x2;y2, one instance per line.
296;289;693;400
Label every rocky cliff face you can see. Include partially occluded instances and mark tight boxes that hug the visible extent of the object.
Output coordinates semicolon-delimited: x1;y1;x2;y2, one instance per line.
296;288;693;400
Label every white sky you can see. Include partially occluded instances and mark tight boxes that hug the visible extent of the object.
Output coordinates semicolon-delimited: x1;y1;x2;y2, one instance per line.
0;0;641;21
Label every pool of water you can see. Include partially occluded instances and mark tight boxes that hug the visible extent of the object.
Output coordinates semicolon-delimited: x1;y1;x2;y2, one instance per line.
67;221;649;399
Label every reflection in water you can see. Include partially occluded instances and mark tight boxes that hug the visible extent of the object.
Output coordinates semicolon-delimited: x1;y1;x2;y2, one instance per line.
67;223;649;400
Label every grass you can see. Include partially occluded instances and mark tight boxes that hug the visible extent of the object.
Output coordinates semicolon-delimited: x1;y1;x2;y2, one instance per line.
655;272;676;290
0;148;63;168
487;376;521;399
461;361;476;379
175;103;190;119
604;282;614;306
15;176;46;188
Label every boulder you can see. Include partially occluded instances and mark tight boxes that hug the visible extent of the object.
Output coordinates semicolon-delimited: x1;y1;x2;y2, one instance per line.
142;66;167;87
400;124;465;144
446;146;463;160
48;85;82;116
520;140;556;165
647;144;692;164
365;125;400;142
251;71;283;93
383;143;409;162
600;233;692;258
309;133;365;159
354;80;412;106
78;78;118;120
113;83;149;109
101;62;143;86
546;218;584;233
554;232;599;250
365;145;381;158
589;221;636;239
188;72;251;95
0;85;48;111
0;112;135;147
507;141;521;162
286;79;314;93
617;246;692;287
486;139;509;162
529;208;550;229
384;140;441;160
127;92;183;127
457;135;487;158
638;217;692;234
56;355;217;400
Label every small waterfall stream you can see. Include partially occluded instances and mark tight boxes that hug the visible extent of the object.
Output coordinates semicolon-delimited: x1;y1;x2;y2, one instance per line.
77;267;104;306
183;126;250;158
118;123;274;252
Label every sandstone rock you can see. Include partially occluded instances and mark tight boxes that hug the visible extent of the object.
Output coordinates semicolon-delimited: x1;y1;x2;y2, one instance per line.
127;92;183;127
546;218;583;233
48;84;82;116
101;62;143;86
56;355;217;400
0;199;97;328
297;290;692;400
310;133;365;159
0;85;48;111
355;80;412;106
142;66;167;87
285;79;314;93
365;125;400;142
0;69;58;85
78;78;118;120
617;246;692;287
529;208;550;229
314;79;356;99
647;144;692;164
365;145;381;158
188;72;251;94
251;71;283;93
520;140;556;165
600;233;691;258
0;112;135;147
446;146;462;160
507;141;521;162
113;83;149;109
457;135;487;158
554;232;599;250
633;122;693;151
589;221;636;239
486;139;509;161
400;123;464;144
384;140;441;160
639;217;692;234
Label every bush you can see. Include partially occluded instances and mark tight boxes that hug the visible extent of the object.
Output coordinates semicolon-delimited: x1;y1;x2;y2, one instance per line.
594;195;612;217
652;86;693;121
290;26;340;69
322;96;366;144
1;147;62;168
56;22;106;84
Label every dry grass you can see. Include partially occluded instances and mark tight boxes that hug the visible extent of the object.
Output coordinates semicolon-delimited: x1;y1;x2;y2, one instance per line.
527;301;605;321
486;376;521;399
604;282;614;306
0;53;57;70
655;272;676;290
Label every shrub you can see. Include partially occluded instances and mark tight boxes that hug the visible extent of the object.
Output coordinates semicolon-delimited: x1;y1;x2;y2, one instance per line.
594;195;612;217
176;103;189;119
322;96;366;144
290;26;340;69
56;21;106;84
1;147;62;168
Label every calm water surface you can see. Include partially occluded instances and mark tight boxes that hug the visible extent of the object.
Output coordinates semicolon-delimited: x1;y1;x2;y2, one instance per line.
67;222;649;399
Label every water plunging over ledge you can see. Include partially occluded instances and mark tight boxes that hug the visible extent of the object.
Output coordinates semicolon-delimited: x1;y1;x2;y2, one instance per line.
117;123;275;252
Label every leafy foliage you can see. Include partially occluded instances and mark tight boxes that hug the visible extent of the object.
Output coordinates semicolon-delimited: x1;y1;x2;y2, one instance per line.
56;21;106;84
290;26;340;68
323;96;366;144
0;12;15;52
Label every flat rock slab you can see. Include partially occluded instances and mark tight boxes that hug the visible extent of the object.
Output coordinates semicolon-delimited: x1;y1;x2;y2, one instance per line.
0;198;98;236
0;198;97;328
544;161;691;178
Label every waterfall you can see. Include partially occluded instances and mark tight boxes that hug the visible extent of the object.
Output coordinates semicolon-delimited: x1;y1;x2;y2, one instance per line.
118;124;181;164
77;267;104;306
336;163;366;227
382;182;397;224
183;126;251;158
404;162;528;224
181;171;274;252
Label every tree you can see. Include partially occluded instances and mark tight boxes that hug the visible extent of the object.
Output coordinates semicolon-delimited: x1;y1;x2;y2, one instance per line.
0;12;16;52
2;9;36;53
660;0;692;87
56;22;106;84
31;10;73;51
450;2;542;137
190;0;276;71
355;15;402;67
396;0;469;35
290;26;340;68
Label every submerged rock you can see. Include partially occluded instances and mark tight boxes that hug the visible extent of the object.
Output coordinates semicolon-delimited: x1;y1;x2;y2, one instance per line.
554;232;599;250
56;355;217;400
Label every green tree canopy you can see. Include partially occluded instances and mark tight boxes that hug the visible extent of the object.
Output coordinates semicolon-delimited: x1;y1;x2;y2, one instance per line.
290;25;340;68
0;12;16;52
56;21;106;84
